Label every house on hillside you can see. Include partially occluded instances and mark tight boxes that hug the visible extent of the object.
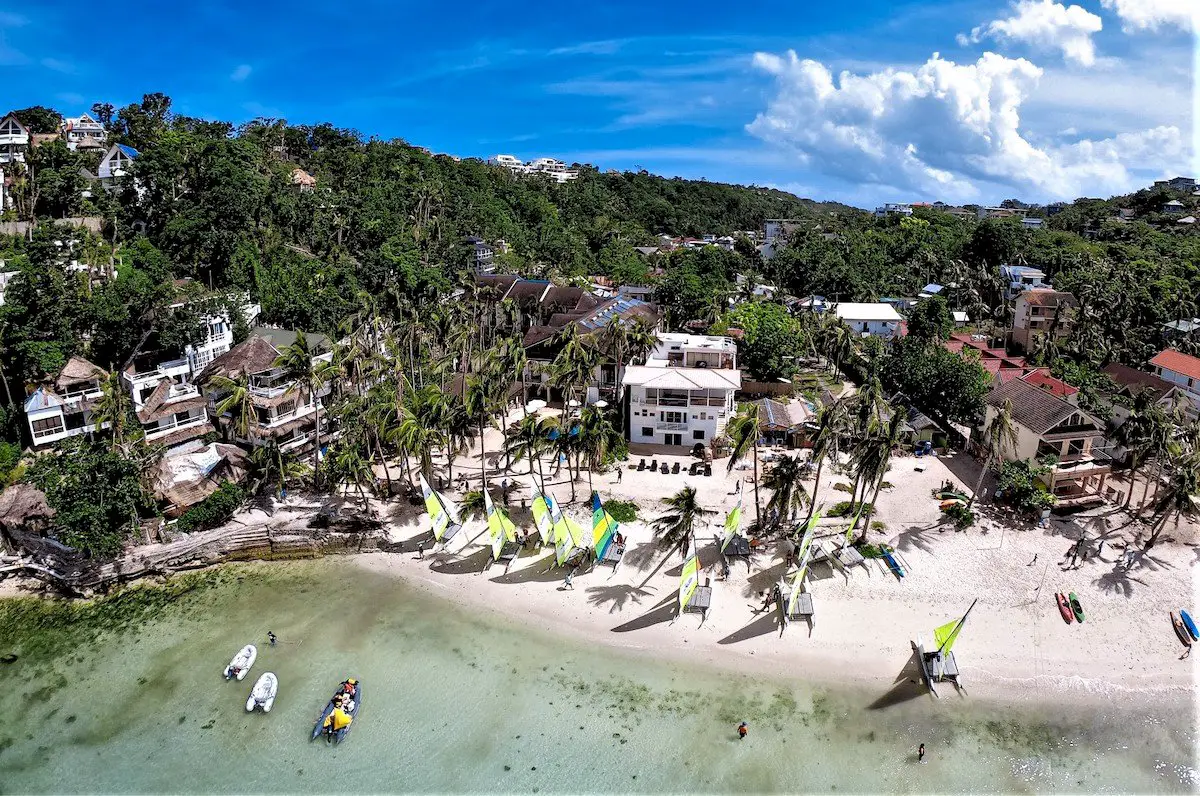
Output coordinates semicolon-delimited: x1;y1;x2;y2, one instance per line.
24;357;111;448
1149;348;1200;415
985;378;1113;506
1010;289;1077;351
62;113;107;150
199;328;334;455
135;380;212;450
833;302;902;338
291;168;316;192
1100;362;1182;463
97;143;139;184
1162;200;1186;215
624;335;740;449
1000;264;1049;299
0;114;29;164
465;236;494;273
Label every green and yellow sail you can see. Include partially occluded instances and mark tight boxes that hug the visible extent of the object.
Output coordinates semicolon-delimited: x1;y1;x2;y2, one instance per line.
484;485;517;560
420;473;462;543
591;491;618;561
720;481;743;553
531;491;563;545
553;513;586;566
678;538;700;613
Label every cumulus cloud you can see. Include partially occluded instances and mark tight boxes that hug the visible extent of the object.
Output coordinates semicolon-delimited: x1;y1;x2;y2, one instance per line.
230;64;252;82
1100;0;1197;32
959;0;1102;66
746;50;1188;201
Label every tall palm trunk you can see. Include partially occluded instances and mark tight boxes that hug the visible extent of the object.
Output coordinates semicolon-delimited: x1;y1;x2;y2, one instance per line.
803;457;826;525
1123;459;1140;509
373;433;392;495
751;439;761;529
1137;457;1159;515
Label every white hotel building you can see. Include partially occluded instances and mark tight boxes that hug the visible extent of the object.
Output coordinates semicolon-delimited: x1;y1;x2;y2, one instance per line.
623;333;740;449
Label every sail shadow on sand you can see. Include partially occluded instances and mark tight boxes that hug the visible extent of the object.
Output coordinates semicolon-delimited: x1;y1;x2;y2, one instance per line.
610;594;678;633
488;552;564;584
866;645;928;711
717;611;780;645
586;583;656;614
428;547;493;576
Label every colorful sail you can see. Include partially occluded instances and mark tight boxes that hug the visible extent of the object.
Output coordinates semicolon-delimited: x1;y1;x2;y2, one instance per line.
678;538;700;613
484;486;517;560
844;501;867;543
795;507;822;564
786;509;822;617
420;473;462;543
591;492;618;561
721;482;743;552
531;491;563;545
933;599;978;655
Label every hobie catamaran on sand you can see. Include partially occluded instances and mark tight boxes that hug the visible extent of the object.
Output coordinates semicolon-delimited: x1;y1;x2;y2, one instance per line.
915;599;977;698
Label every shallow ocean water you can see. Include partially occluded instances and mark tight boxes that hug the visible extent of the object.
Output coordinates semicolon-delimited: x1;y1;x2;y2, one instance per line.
0;559;1193;794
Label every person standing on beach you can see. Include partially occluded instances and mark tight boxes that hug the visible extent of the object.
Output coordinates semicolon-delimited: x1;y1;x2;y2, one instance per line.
918;743;925;763
737;722;748;740
564;567;577;590
616;468;623;484
417;542;425;560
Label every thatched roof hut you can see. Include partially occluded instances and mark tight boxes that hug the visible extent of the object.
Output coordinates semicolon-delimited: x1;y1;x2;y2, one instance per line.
0;483;57;554
54;356;107;391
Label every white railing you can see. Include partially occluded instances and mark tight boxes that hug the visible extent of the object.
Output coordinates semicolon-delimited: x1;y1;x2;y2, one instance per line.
60;387;103;405
260;403;315;428
144;413;207;440
279;429;317;452
250;383;292;399
656;421;689;431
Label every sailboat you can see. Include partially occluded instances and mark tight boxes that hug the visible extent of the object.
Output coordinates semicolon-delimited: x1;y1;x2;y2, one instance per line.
719;482;743;554
531;490;564;546
591;492;622;567
678;537;708;617
552;508;587;567
419;473;463;546
780;509;822;628
483;486;518;562
915;598;978;698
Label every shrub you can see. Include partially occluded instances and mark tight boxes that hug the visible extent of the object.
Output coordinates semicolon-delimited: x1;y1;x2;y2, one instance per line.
827;500;873;518
833;482;853;493
857;542;891;558
944;503;976;529
604;499;639;523
176;481;247;534
870;520;886;531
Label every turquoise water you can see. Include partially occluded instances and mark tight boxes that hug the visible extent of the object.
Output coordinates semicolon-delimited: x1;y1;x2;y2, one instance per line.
0;559;1194;794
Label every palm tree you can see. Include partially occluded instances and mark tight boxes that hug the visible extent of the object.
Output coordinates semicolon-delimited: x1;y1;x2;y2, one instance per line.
1145;450;1200;549
726;405;762;528
803;398;847;525
652;485;716;558
93;371;136;451
1114;392;1158;509
505;413;553;485
853;411;906;543
578;405;619;493
210;374;256;441
548;324;599;410
329;442;376;516
273;331;336;475
967;398;1019;509
1135;401;1175;515
249;438;309;499
763;455;810;529
390;385;447;484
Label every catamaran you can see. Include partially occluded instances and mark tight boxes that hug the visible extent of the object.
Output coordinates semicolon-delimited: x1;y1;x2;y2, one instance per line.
484;486;518;566
915;598;978;698
530;490;563;546
720;481;744;554
591;491;623;569
419;473;463;547
779;510;821;629
677;536;711;620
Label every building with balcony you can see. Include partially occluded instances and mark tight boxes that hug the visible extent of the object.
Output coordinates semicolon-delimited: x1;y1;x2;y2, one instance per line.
1011;289;1077;351
24;357;110;448
465;236;494;273
1149;348;1200;416
135;380;212;450
833;302;902;338
1001;264;1049;299
985;378;1113;506
62;113;107;150
0;114;29;165
198;327;333;454
623;333;740;449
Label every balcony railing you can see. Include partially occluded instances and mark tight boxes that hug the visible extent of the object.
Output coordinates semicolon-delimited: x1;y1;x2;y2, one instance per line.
656;421;689;431
279;429;318;452
144;412;208;440
60;386;103;405
251;383;292;399
260;403;315;428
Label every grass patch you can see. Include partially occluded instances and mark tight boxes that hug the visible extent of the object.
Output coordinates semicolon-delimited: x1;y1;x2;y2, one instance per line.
826;500;872;518
832;482;853;493
603;499;638;523
856;542;892;559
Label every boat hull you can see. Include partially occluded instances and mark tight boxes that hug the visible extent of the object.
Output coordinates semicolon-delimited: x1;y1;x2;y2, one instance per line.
247;672;278;713
1068;592;1085;623
1181;610;1199;641
1055;593;1074;624
1172;613;1193;648
312;680;362;744
224;645;257;681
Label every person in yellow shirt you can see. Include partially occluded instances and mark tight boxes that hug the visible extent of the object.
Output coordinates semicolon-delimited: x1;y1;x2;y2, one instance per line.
323;695;353;743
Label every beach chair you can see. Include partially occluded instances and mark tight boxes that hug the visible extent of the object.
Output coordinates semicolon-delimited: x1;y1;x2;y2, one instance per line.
671;462;680;474
637;459;645;471
648;459;656;472
661;463;669;474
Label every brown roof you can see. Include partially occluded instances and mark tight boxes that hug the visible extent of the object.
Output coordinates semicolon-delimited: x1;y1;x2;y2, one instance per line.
1101;363;1176;399
153;444;249;516
136;381;209;422
199;336;280;383
1149;349;1200;382
1019;289;1078;308
506;280;551;303
986;378;1080;435
0;483;54;530
55;356;107;388
148;422;213;449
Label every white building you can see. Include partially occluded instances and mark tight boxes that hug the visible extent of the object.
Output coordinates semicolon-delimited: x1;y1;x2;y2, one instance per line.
492;154;526;173
97;143;140;182
874;203;913;217
0;114;29;164
623;333;740;449
833;302;902;337
62;113;107;150
24;357;111;448
0;265;15;306
1149;349;1200;415
526;157;578;183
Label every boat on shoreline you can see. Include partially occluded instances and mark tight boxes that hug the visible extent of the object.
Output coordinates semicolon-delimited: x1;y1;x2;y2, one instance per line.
246;672;278;712
224;644;256;680
916;599;977;698
312;680;362;745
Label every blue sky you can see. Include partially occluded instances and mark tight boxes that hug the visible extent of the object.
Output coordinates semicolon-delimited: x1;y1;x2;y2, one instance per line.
2;0;1194;206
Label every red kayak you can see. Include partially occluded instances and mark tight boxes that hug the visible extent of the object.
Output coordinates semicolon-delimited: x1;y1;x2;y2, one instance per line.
1056;592;1074;624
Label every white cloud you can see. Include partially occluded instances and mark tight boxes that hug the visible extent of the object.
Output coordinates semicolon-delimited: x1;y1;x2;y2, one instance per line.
959;0;1103;66
1100;0;1197;32
230;64;252;82
746;50;1189;202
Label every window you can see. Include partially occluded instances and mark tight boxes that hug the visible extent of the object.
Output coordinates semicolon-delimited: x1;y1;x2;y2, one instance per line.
641;427;653;437
31;417;64;436
693;430;705;441
661;411;685;424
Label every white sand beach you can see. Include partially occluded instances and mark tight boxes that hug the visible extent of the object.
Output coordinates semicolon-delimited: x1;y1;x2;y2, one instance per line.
358;433;1199;712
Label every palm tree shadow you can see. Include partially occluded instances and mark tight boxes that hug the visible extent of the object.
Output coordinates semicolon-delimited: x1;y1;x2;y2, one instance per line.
717;611;780;645
586;583;656;614
622;540;662;573
743;561;787;600
895;524;938;557
1094;564;1146;598
396;528;435;552
611;594;678;633
428;547;493;576
489;552;563;584
866;645;927;710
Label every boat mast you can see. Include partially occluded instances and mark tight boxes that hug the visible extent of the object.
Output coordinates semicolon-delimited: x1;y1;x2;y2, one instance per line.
936;597;979;656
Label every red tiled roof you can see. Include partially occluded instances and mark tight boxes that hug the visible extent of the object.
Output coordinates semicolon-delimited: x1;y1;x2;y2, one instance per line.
1150;349;1200;381
1021;368;1078;399
1019;289;1078;308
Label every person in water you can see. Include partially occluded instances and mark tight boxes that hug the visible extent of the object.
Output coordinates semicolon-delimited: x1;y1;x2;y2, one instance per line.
918;743;925;763
324;696;353;742
737;722;748;739
268;631;277;646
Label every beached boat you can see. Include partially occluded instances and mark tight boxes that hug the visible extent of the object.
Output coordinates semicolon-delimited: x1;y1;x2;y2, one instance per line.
223;644;256;680
311;680;362;745
246;672;278;712
484;485;519;566
779;511;820;630
420;474;463;546
882;549;905;580
1181;610;1198;641
591;492;622;569
531;490;563;546
677;537;711;620
1055;593;1074;624
915;599;977;698
1069;592;1085;623
1171;613;1193;648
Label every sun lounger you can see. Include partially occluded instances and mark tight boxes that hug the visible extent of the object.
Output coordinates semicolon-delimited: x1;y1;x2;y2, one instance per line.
671;462;680;474
661;463;669;474
637;458;645;471
777;583;814;629
648;459;656;472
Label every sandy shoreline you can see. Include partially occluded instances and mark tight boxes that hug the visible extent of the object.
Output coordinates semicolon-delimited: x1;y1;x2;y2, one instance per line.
351;436;1198;715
